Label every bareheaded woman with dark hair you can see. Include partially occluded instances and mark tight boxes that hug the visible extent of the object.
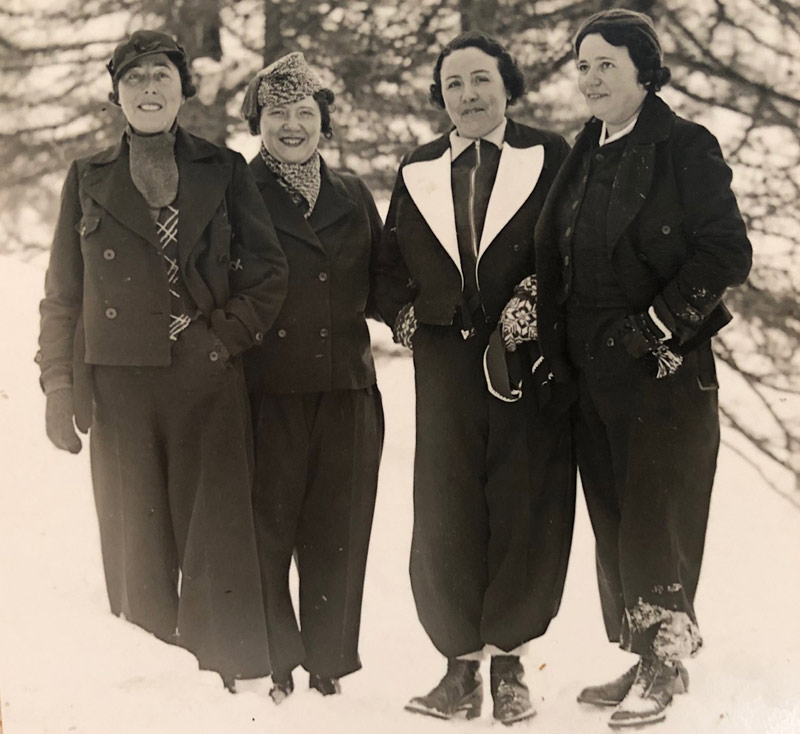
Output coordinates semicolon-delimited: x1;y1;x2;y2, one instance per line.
37;29;289;688
240;52;385;703
533;9;752;728
375;30;575;725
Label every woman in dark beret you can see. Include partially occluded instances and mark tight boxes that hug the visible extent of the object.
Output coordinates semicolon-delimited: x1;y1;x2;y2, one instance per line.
240;52;384;703
533;9;752;728
375;30;575;725
37;29;288;689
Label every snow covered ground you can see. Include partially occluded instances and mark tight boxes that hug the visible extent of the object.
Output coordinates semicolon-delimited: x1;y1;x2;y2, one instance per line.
1;253;798;734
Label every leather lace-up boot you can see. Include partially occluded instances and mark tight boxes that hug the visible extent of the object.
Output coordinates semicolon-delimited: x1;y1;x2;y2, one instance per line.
490;655;536;726
579;660;689;707
405;658;482;720
608;656;689;728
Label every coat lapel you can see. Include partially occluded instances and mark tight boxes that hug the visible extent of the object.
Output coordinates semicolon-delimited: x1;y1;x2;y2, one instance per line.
250;156;322;251
308;161;357;240
82;141;160;248
605;95;674;253
606;144;655;252
402;147;461;275
478;141;544;257
175;130;230;266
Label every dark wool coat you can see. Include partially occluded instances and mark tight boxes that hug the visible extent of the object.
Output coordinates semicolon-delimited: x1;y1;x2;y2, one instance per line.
37;127;288;429
374;118;570;330
533;93;753;661
244;156;383;395
535;93;752;373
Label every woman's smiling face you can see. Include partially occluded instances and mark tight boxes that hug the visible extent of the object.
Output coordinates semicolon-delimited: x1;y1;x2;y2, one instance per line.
259;96;321;164
577;33;647;134
117;54;183;134
440;46;508;139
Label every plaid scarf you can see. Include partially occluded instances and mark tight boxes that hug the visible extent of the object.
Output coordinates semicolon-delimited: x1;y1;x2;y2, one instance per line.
260;143;321;218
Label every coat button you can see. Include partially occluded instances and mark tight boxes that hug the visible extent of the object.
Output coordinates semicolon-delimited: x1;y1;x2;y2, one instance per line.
209;351;219;361
595;153;604;162
512;244;520;252
277;329;287;338
638;252;648;262
688;313;700;322
661;224;671;235
607;337;615;347
319;328;329;338
103;249;116;260
105;307;117;319
218;253;229;265
254;331;264;343
318;272;328;282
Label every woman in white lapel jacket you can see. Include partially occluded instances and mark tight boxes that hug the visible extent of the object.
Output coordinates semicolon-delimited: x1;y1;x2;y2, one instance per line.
374;31;575;725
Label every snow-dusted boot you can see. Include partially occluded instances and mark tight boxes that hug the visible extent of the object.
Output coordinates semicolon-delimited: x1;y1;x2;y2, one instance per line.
608;657;689;728
309;673;341;696
269;672;294;704
579;660;689;706
490;655;536;726
404;659;482;720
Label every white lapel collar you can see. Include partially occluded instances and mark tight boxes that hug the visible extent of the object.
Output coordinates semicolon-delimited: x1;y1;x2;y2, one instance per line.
478;142;544;259
402;149;461;277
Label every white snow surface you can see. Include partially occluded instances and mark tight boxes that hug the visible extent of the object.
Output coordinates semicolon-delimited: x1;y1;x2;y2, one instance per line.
1;254;798;734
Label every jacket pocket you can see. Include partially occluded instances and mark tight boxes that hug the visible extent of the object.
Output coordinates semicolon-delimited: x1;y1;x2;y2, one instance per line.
695;342;719;391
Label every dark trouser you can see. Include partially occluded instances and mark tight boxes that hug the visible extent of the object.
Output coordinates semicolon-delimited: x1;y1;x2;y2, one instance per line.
410;323;575;658
89;322;270;681
252;388;384;679
566;307;719;660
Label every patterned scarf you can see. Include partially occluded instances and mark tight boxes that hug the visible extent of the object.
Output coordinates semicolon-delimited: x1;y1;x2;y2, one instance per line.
260;143;321;218
126;124;178;209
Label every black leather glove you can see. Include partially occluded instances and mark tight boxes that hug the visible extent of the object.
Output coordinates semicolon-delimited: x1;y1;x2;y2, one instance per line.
619;310;669;358
500;274;538;352
45;388;82;454
393;302;417;350
619;310;683;378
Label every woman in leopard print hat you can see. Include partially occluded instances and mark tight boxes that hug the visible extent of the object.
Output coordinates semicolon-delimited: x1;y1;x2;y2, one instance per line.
241;52;385;703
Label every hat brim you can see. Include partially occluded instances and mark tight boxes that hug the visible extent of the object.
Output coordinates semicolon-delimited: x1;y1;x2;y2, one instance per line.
113;49;185;81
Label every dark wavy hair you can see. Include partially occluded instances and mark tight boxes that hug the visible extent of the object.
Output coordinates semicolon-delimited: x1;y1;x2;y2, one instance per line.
573;9;671;92
108;52;196;105
429;30;525;109
243;87;335;139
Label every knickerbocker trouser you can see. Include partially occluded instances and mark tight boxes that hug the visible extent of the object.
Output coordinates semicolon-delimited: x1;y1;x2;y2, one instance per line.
410;322;575;658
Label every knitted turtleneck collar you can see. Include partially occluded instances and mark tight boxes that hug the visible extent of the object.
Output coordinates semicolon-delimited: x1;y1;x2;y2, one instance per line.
260;143;321;218
126;122;179;209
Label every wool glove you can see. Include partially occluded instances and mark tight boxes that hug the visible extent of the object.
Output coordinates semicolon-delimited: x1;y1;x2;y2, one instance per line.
500;274;538;352
619;310;683;378
393;302;417;350
45;388;82;454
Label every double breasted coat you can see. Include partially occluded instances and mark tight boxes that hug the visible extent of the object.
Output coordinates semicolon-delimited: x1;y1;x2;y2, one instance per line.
37;127;289;681
534;93;752;660
245;156;385;680
375;118;576;658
